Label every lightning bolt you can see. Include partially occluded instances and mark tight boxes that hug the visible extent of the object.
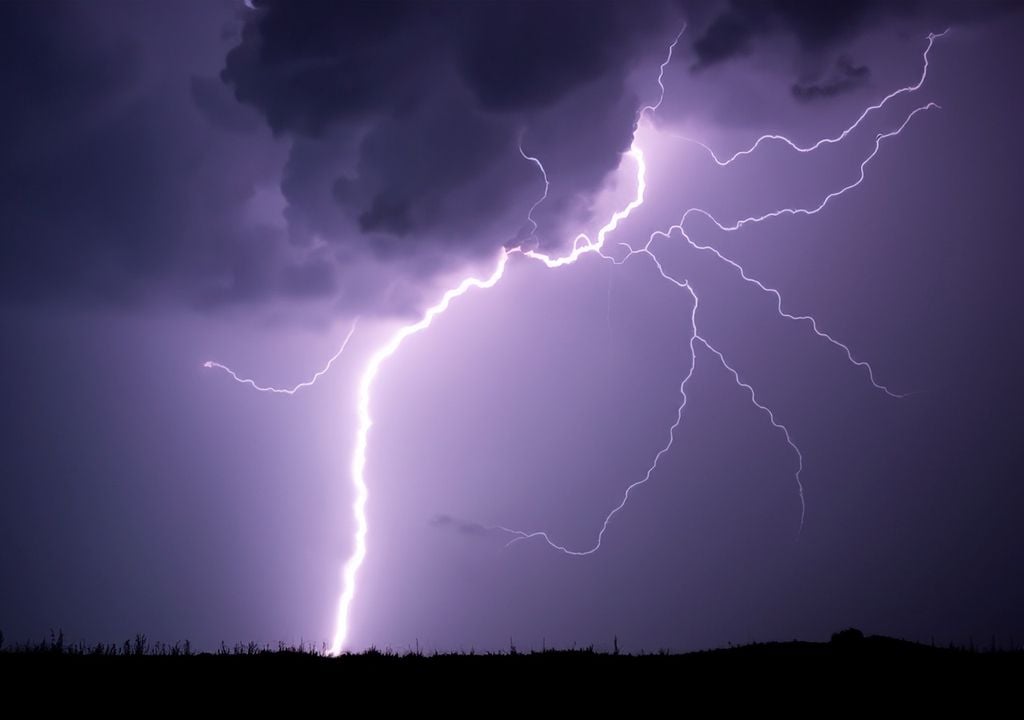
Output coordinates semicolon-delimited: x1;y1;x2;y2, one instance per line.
202;320;359;394
334;252;513;654
326;128;650;655
204;27;947;654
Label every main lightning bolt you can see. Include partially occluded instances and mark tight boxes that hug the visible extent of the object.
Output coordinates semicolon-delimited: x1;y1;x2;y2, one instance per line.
334;252;512;654
326;142;640;651
326;30;688;653
205;27;947;653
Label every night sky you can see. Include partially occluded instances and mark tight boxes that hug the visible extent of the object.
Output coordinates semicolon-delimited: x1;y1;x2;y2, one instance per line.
2;0;1023;654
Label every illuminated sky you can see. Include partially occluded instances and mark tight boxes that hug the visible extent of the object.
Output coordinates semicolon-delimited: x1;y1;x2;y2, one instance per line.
2;0;1023;653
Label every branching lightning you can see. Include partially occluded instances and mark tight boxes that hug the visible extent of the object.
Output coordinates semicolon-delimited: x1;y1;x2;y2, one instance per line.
638;25;687;120
501;245;806;556
203;320;359;394
673;30;948;166
518;140;548;243
204;28;947;654
678;235;907;398
603;100;941;405
500;277;701;556
669;101;939;235
695;334;805;524
498;36;944;556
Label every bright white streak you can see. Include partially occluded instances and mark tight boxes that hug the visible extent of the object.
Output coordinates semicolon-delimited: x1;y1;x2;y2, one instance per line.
523;147;646;269
330;251;512;654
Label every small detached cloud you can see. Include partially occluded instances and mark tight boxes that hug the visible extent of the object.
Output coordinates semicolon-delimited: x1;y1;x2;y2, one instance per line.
792;56;870;102
431;514;495;539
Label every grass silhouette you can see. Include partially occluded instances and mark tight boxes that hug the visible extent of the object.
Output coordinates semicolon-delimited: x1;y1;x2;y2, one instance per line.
2;627;1020;704
2;627;1021;661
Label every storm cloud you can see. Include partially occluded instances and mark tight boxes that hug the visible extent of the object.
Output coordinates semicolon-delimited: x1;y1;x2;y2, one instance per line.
687;0;1020;69
220;0;676;260
2;0;1018;316
0;0;681;314
0;1;295;309
792;56;870;102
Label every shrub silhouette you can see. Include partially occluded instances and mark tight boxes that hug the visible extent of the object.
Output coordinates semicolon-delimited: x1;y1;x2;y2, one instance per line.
831;628;865;646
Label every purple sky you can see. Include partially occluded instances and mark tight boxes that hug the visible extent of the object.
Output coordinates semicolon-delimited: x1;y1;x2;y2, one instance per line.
2;1;1023;652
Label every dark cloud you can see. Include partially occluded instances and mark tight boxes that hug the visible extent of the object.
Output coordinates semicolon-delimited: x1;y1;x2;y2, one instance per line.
689;0;884;69
0;0;682;314
3;0;1018;315
280;258;337;299
688;0;1022;70
792;56;870;102
692;10;758;67
189;75;263;134
221;0;676;263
